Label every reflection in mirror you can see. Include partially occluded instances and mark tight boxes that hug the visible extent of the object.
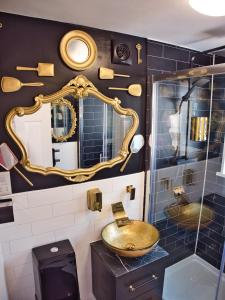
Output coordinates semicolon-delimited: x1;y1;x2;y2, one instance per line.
12;95;133;171
67;39;89;63
51;98;76;142
79;96;133;168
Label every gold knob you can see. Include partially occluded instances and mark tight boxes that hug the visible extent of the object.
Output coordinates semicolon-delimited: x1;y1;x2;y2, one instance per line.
129;285;136;293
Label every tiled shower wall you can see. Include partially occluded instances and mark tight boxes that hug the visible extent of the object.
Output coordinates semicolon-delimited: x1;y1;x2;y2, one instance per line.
197;193;225;270
149;64;225;270
153;160;206;265
0;172;144;300
204;74;225;196
146;39;212;169
196;74;225;271
146;40;212;264
154;161;206;222
156;80;210;169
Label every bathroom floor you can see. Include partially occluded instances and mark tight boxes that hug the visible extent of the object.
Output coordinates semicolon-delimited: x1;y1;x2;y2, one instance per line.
163;254;225;300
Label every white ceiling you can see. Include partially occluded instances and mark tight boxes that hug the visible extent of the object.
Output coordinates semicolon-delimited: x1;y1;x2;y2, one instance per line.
1;0;225;51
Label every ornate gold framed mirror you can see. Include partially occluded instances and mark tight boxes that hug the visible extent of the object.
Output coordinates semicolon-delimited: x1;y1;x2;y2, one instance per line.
51;98;77;142
5;75;139;183
60;30;97;71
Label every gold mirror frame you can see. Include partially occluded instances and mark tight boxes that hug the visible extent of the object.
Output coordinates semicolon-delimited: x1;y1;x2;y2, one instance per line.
60;30;97;71
52;98;77;142
5;75;139;183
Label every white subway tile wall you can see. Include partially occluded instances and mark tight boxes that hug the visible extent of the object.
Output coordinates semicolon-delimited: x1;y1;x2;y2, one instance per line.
0;172;144;300
153;161;206;222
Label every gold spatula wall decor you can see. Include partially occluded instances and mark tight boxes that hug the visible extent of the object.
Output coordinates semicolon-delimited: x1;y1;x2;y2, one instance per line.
99;67;130;79
108;84;142;97
16;63;54;77
1;77;44;93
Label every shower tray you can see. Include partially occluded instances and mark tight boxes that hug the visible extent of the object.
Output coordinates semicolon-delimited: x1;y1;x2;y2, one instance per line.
163;254;225;300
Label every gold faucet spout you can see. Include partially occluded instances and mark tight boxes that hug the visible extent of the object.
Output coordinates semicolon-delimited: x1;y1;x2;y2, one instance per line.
111;202;131;227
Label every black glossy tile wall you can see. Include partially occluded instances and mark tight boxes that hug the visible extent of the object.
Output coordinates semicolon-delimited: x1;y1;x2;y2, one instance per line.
147;46;225;271
146;40;212;170
207;76;225;160
155;83;210;168
196;194;225;271
81;97;105;168
155;218;196;265
151;159;207;265
202;74;225;271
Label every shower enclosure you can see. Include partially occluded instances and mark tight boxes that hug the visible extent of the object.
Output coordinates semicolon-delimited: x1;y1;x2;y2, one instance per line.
149;58;225;300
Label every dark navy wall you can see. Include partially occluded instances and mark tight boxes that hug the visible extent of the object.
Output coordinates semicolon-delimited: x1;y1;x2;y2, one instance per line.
0;12;147;193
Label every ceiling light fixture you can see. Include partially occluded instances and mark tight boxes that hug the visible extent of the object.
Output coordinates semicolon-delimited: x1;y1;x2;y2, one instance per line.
189;0;225;16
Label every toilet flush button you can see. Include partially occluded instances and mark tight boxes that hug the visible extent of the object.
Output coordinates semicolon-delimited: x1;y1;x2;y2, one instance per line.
50;247;59;253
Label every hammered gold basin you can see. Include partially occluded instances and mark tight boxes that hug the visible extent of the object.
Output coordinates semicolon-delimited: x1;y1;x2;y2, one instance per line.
101;220;160;257
165;202;214;230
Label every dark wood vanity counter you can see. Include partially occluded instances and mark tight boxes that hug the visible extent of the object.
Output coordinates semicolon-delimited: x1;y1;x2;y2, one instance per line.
91;241;169;300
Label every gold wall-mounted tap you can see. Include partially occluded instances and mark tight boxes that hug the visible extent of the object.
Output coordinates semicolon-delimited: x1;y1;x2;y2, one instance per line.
111;202;131;227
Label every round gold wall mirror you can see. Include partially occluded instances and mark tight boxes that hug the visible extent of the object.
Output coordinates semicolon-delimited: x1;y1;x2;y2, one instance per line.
51;98;77;142
60;30;97;71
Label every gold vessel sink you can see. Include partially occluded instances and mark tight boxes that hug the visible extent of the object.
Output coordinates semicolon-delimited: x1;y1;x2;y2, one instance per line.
101;220;160;257
165;202;214;230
